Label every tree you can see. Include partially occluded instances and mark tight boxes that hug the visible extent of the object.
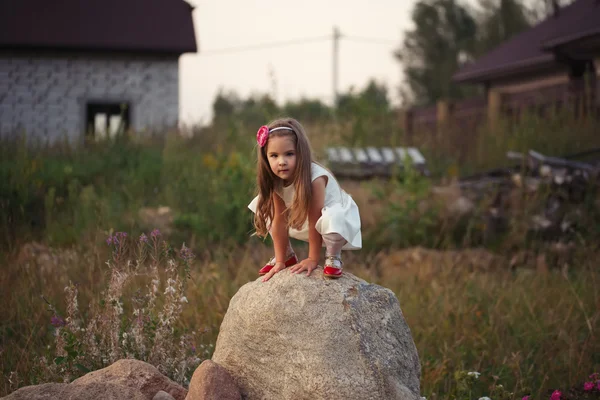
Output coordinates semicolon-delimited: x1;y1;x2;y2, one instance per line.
475;0;532;56
396;0;478;106
211;89;280;128
212;89;240;124
527;0;575;22
283;99;331;123
337;80;390;118
336;80;395;146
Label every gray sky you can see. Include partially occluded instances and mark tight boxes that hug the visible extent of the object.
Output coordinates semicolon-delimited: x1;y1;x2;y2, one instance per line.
178;0;551;125
179;0;418;125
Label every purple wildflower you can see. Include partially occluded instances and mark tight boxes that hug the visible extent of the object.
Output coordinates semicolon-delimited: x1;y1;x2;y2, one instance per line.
584;382;594;391
550;390;561;400
180;244;195;263
597;381;600;391
50;315;66;328
106;236;113;245
115;232;127;240
139;233;148;243
191;345;196;353
151;229;160;238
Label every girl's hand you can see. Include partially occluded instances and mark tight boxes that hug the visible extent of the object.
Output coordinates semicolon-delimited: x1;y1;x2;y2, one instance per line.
262;262;287;282
289;258;318;276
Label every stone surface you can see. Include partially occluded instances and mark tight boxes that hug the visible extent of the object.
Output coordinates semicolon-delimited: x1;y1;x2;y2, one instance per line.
212;268;421;400
71;359;187;400
185;360;241;400
2;382;145;400
153;390;176;400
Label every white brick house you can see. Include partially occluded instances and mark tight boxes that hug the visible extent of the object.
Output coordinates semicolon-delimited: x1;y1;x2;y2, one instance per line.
0;0;197;145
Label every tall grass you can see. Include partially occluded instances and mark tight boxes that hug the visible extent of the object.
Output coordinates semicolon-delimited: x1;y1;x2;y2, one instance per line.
1;111;599;398
408;111;600;178
1;238;598;398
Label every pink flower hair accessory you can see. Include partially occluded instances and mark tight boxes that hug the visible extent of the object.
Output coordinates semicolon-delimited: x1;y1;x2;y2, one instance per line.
256;125;294;147
256;125;269;147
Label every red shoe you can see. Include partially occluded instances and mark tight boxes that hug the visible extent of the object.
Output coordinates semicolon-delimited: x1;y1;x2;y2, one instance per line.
259;253;297;275
323;255;343;279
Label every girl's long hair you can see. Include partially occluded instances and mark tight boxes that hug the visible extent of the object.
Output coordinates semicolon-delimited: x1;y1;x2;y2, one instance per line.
254;117;314;237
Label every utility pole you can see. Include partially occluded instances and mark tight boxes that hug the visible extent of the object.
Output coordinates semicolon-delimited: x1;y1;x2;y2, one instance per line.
332;26;341;108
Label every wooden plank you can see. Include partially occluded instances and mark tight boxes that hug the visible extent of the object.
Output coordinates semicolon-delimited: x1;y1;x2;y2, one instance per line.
338;147;354;163
366;147;383;163
326;147;340;163
407;147;426;164
326;146;429;179
381;147;396;164
353;148;369;163
528;150;595;171
395;147;407;163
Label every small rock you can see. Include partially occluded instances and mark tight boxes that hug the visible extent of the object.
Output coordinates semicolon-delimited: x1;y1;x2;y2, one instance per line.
2;382;145;400
138;207;174;235
154;390;176;400
448;196;474;216
71;359;187;400
186;360;241;400
531;215;552;230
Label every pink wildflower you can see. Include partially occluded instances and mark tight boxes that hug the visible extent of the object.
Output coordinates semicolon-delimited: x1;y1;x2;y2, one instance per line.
522;396;530;400
550;390;561;400
179;243;195;263
584;381;594;391
590;373;599;381
50;315;66;327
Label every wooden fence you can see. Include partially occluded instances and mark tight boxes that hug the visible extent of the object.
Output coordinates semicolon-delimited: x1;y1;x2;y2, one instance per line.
402;80;599;139
399;80;599;162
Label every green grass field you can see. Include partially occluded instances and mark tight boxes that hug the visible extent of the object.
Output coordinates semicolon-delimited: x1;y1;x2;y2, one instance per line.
1;115;599;399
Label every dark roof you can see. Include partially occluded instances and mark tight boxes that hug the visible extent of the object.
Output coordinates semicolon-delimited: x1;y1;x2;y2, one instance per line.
542;4;600;49
453;0;600;83
0;0;197;55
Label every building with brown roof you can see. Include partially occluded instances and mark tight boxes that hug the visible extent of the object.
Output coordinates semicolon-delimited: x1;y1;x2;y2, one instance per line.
453;0;599;114
0;0;197;144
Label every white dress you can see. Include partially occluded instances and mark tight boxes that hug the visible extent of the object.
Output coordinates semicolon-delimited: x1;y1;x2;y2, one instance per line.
248;162;362;250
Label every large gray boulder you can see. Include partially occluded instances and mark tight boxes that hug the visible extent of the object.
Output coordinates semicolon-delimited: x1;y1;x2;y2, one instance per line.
212;268;421;400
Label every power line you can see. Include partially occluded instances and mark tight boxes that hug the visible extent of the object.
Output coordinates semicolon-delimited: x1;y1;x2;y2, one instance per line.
344;36;398;45
201;35;330;55
200;34;398;55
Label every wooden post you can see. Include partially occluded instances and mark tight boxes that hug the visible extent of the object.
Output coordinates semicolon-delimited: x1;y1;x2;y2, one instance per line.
488;89;502;130
436;100;450;135
399;109;413;145
595;57;600;109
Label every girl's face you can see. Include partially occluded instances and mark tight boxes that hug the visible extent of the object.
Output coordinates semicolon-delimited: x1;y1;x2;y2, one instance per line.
266;135;297;185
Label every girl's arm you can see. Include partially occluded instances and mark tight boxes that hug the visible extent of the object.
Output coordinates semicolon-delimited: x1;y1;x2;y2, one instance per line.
262;192;289;282
290;176;326;276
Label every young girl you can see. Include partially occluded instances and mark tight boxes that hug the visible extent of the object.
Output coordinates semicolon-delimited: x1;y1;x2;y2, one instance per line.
248;118;361;282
